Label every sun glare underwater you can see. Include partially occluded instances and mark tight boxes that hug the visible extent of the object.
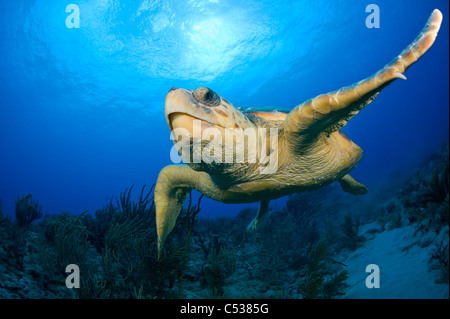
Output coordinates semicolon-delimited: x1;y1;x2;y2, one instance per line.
0;0;449;300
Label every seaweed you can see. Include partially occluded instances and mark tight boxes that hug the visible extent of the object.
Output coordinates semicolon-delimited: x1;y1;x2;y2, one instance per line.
203;246;237;297
0;207;26;272
254;248;287;286
15;194;43;227
430;241;449;284
76;185;201;298
116;184;155;220
400;144;449;229
322;269;349;299
340;213;362;250
0;200;9;227
98;213;155;298
298;239;349;299
79;185;157;298
82;199;117;252
376;201;403;231
324;219;339;253
53;211;90;275
421;163;449;205
256;209;299;252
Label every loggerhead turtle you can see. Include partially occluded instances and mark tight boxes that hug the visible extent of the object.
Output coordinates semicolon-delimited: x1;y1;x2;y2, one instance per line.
155;9;443;258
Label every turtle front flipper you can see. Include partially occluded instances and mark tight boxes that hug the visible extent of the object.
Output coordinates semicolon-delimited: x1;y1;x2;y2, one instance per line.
247;199;270;231
155;165;201;260
283;9;443;147
338;174;368;195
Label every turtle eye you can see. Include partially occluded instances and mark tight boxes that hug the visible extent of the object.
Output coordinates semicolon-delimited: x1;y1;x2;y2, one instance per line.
193;87;221;107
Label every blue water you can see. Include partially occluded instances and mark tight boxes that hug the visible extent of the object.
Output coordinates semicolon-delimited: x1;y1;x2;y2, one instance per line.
0;0;448;219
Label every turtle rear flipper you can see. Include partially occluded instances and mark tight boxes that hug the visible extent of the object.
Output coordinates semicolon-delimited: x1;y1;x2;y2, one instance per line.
247;199;270;231
283;9;443;148
338;174;368;195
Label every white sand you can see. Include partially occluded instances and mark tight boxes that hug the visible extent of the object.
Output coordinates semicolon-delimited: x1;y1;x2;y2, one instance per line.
342;223;449;299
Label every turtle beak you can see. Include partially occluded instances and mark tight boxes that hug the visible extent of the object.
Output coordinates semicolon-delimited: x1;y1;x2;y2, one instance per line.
165;89;215;137
165;89;191;130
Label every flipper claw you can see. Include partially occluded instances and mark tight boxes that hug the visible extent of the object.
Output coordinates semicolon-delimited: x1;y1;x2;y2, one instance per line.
394;72;407;80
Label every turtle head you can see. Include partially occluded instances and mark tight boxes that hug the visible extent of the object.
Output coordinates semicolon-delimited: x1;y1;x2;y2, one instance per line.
165;87;253;136
164;87;260;180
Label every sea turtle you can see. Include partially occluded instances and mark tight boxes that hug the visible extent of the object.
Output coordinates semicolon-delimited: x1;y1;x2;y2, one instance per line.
155;9;443;258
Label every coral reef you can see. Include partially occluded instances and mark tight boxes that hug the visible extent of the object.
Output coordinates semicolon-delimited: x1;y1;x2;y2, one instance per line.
400;144;449;230
0;144;448;299
76;185;198;298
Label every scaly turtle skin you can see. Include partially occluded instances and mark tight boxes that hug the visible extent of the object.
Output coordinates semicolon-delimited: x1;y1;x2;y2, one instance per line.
155;9;443;259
